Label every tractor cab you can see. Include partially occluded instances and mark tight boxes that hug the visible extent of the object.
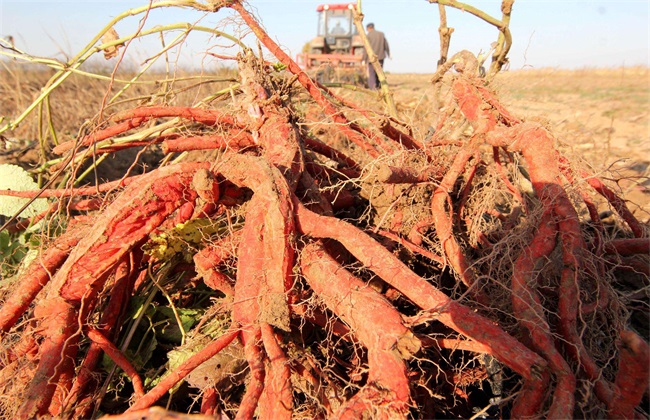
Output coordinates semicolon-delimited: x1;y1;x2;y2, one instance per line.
298;3;365;72
315;4;358;54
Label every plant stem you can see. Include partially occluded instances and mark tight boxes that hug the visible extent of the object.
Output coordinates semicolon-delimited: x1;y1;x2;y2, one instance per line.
352;0;398;118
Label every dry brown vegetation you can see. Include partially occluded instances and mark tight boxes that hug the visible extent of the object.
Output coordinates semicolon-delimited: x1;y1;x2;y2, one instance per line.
0;67;239;179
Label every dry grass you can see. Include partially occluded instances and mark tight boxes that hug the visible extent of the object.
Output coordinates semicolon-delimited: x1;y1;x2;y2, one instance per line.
0;65;238;191
0;64;237;164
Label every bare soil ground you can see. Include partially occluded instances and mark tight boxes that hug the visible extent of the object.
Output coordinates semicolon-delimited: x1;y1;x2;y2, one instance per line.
387;68;650;220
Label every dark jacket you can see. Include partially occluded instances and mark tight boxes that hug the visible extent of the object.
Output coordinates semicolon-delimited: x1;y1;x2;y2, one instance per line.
364;29;390;61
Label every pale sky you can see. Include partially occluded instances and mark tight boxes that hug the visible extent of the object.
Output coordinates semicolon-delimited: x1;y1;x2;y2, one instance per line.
1;0;648;73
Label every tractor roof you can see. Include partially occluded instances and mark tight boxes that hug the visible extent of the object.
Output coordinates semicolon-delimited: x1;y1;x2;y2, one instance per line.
316;3;355;12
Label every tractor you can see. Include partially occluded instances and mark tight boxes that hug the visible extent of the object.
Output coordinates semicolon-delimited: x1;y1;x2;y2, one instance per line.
297;3;367;85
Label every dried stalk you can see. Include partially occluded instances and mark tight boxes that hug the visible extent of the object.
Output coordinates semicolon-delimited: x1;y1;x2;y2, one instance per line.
352;0;398;118
427;0;513;78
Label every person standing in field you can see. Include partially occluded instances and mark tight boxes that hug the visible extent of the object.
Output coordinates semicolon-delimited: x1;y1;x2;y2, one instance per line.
363;23;390;90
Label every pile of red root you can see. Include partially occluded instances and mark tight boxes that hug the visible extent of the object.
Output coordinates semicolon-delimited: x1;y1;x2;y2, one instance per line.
1;3;648;419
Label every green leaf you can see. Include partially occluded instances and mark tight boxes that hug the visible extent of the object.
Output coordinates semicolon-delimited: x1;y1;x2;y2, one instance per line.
128;331;158;371
273;62;287;71
0;164;48;218
0;230;32;278
127;295;149;320
153;307;203;344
